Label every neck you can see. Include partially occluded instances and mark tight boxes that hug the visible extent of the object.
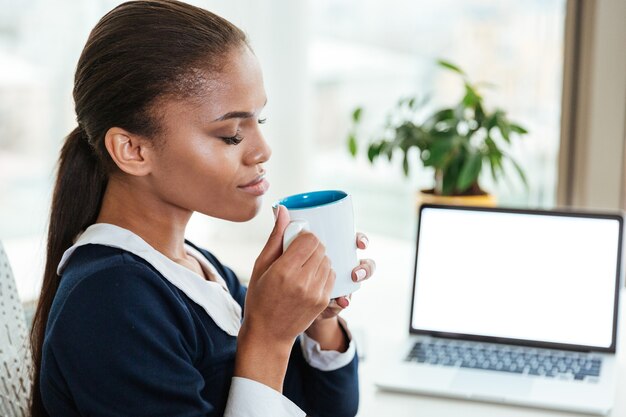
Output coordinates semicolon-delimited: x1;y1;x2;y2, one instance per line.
96;176;192;260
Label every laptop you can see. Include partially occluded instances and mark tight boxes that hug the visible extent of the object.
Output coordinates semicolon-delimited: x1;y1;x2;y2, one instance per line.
375;204;623;415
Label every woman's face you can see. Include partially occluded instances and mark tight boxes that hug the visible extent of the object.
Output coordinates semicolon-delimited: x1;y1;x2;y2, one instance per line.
148;46;271;222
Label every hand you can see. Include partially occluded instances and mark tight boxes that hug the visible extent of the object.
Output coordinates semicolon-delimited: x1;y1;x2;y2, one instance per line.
305;232;376;349
235;205;336;391
317;232;376;316
242;205;336;347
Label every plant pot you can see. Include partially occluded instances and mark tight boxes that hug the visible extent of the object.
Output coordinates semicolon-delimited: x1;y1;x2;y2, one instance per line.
416;189;497;210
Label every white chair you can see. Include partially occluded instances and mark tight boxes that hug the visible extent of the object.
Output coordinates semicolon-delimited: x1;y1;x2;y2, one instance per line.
0;241;31;416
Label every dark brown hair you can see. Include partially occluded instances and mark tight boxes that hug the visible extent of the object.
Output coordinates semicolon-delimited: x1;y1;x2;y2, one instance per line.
29;1;247;415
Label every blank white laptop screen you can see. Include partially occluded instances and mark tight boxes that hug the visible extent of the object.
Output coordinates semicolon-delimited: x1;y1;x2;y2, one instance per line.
412;207;621;349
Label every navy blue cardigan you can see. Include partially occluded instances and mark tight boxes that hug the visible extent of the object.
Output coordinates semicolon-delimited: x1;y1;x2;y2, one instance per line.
40;243;359;416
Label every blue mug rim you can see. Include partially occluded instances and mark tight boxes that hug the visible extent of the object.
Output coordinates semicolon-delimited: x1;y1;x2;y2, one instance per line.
273;190;348;211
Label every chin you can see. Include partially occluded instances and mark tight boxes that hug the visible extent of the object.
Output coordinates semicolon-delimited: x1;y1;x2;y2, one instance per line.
229;200;263;222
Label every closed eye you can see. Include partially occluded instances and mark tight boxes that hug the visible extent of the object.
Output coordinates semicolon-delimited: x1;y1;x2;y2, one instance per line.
220;133;244;145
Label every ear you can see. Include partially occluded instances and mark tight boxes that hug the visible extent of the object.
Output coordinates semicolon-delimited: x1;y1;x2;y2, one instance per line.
103;127;154;176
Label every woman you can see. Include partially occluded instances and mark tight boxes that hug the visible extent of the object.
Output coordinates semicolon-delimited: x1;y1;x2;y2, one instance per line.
29;1;375;416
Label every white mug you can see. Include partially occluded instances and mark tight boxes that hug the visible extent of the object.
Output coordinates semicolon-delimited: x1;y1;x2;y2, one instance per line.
273;190;360;299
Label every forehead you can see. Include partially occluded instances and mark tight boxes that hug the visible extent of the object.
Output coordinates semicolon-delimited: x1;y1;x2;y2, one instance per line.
190;46;266;120
159;46;266;123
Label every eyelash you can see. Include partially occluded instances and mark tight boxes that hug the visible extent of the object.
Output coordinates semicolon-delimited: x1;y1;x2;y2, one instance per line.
219;118;267;145
220;133;244;145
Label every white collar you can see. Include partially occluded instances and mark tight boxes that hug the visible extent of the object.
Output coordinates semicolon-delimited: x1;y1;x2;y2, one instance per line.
58;223;242;336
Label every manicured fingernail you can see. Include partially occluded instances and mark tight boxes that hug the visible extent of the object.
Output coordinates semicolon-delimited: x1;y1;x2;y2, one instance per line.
272;205;280;221
359;236;369;247
342;297;350;308
355;268;366;281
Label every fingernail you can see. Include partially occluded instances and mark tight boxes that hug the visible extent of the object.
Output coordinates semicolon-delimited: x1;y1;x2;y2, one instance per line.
359;236;369;247
355;268;366;281
272;205;281;222
343;297;350;308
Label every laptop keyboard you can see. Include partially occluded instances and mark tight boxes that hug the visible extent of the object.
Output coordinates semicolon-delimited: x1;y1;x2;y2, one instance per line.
405;340;602;382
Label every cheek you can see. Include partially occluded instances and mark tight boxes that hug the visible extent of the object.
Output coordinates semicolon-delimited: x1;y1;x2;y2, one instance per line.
150;139;261;221
163;135;226;173
175;148;238;192
152;140;229;191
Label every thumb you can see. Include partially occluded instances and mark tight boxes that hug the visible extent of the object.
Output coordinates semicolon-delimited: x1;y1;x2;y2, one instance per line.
253;205;291;276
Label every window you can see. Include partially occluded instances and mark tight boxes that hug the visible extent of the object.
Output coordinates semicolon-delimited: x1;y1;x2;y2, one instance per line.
0;0;569;301
309;0;567;238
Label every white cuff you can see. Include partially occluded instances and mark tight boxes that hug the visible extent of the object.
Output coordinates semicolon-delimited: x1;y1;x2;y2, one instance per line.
300;317;357;371
224;377;305;417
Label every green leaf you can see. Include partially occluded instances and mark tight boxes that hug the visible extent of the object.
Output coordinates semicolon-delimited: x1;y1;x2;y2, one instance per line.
500;124;511;142
486;113;498;131
454;103;466;121
509;156;528;187
457;152;482;191
510;123;528;135
348;133;357;157
474;102;485;128
423;136;455;168
381;141;394;161
462;83;481;109
489;152;503;180
437;59;465;75
367;142;380;163
441;157;462;195
352;107;363;123
396;122;420;149
494;110;511;142
484;136;503;156
485;136;503;181
488;154;498;181
424;108;455;129
442;173;456;195
402;152;409;176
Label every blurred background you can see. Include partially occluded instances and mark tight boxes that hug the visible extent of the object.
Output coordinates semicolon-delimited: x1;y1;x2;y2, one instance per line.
0;0;625;307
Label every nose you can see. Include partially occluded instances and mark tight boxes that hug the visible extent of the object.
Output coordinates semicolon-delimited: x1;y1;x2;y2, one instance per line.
243;127;272;166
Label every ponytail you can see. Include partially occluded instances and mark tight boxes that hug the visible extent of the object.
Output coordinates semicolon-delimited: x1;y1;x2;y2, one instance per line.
29;126;107;417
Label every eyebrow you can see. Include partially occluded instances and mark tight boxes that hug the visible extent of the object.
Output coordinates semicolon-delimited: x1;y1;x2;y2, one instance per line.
212;99;268;122
212;111;256;122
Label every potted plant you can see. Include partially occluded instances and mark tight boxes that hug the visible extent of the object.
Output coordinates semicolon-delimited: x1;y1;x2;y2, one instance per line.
347;59;529;207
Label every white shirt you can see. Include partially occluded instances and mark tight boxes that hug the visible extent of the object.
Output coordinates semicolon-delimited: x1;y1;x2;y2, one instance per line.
58;223;356;417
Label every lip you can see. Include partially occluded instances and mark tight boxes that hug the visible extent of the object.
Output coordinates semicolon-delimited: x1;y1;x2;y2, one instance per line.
239;173;266;188
238;173;270;196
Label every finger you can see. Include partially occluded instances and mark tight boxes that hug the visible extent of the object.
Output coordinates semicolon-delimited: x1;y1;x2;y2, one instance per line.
352;258;376;282
320;267;336;300
283;232;321;268
314;254;331;289
254;205;291;276
335;296;350;309
356;232;369;250
323;299;344;315
300;238;327;281
305;252;331;298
